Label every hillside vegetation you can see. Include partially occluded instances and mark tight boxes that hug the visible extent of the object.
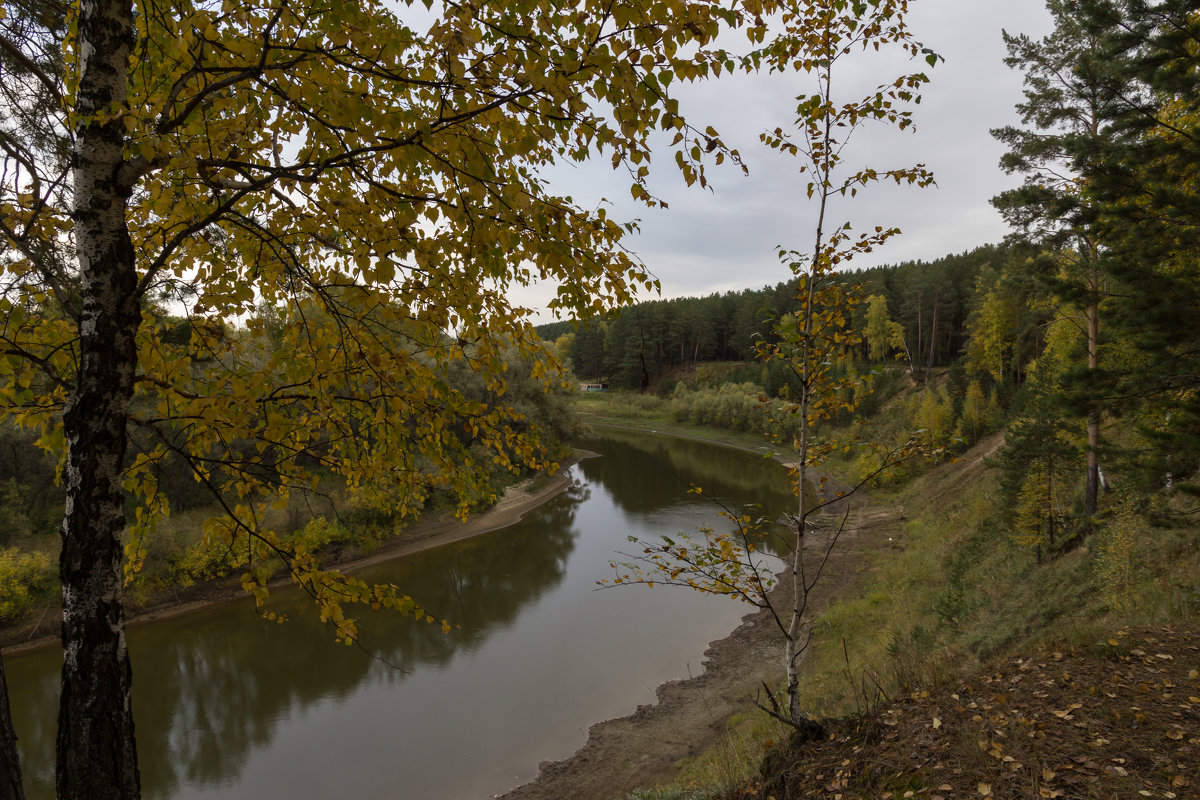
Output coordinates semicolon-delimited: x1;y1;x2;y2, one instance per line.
571;364;1198;799
536;10;1200;791
573;367;1200;796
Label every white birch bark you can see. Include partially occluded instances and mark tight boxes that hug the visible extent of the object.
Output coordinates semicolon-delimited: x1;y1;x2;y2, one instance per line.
57;0;143;795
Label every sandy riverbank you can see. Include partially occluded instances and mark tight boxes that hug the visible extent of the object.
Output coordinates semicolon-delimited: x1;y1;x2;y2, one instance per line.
1;458;586;653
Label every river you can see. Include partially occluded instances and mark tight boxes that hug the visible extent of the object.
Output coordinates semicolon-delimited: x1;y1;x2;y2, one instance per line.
6;428;795;799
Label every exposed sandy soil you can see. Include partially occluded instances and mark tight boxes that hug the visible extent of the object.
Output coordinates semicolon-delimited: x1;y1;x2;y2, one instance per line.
497;498;906;800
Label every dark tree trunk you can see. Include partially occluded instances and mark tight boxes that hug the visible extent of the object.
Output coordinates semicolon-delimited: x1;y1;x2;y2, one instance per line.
925;293;938;386
0;654;24;800
639;328;650;388
1085;290;1100;516
57;0;142;796
915;300;923;382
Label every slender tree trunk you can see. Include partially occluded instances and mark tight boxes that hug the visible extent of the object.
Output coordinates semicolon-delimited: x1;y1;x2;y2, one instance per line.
638;328;650;389
915;300;923;382
784;46;831;729
1083;97;1102;516
57;0;143;796
785;337;811;728
0;654;24;800
782;273;823;739
1047;460;1056;547
924;293;938;387
1085;281;1100;516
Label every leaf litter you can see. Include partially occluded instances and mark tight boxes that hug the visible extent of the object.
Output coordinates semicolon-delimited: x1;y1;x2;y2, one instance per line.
759;624;1199;799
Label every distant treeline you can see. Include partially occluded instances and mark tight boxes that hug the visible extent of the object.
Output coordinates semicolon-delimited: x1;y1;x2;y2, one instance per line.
537;244;1008;389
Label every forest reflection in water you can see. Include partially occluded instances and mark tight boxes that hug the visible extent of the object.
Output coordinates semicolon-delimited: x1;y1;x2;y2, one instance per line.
7;428;795;800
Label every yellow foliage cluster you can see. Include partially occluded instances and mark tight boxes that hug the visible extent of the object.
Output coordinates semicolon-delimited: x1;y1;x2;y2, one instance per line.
853;445;908;488
291;517;355;555
957;380;999;445
0;546;53;621
1012;465;1053;550
1093;503;1141;610
169;514;364;588
914;388;953;450
964;282;1021;384
172;524;252;586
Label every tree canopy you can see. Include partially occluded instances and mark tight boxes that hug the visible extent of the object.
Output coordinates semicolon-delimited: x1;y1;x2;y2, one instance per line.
0;0;822;794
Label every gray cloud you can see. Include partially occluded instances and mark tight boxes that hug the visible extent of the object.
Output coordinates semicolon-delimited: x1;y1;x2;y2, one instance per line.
515;0;1053;321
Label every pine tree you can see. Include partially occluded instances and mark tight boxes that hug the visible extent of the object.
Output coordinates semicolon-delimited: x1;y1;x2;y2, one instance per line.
991;0;1121;515
1077;0;1200;495
1000;384;1082;557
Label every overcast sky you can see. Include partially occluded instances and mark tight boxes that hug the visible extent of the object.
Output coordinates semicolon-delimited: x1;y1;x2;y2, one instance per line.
516;0;1055;323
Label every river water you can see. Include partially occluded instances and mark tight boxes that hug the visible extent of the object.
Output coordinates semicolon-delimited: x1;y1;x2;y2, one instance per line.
6;428;795;799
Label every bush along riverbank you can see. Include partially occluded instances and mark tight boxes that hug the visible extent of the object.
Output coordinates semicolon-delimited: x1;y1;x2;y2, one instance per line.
0;463;574;651
0;338;583;646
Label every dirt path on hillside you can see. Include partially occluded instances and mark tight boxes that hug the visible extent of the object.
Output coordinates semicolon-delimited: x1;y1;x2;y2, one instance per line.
497;501;906;800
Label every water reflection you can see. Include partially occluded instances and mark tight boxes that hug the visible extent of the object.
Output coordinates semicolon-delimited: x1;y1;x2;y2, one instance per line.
580;427;806;559
8;432;792;800
578;428;796;519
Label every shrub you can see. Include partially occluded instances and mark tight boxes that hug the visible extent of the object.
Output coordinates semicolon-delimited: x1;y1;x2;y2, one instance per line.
172;525;250;585
0;547;55;621
292;516;357;554
1093;502;1140;610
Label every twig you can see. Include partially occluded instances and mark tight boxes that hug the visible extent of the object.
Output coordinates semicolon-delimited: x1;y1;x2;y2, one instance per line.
26;602;51;642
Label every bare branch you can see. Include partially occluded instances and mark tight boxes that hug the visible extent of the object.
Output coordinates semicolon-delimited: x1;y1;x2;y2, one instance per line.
0;32;63;102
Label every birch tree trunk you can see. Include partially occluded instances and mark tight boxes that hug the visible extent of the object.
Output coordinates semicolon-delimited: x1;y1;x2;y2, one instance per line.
57;0;142;795
784;57;829;732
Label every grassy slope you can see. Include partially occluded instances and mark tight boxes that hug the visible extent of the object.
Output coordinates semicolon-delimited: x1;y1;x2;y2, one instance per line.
577;389;1200;800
